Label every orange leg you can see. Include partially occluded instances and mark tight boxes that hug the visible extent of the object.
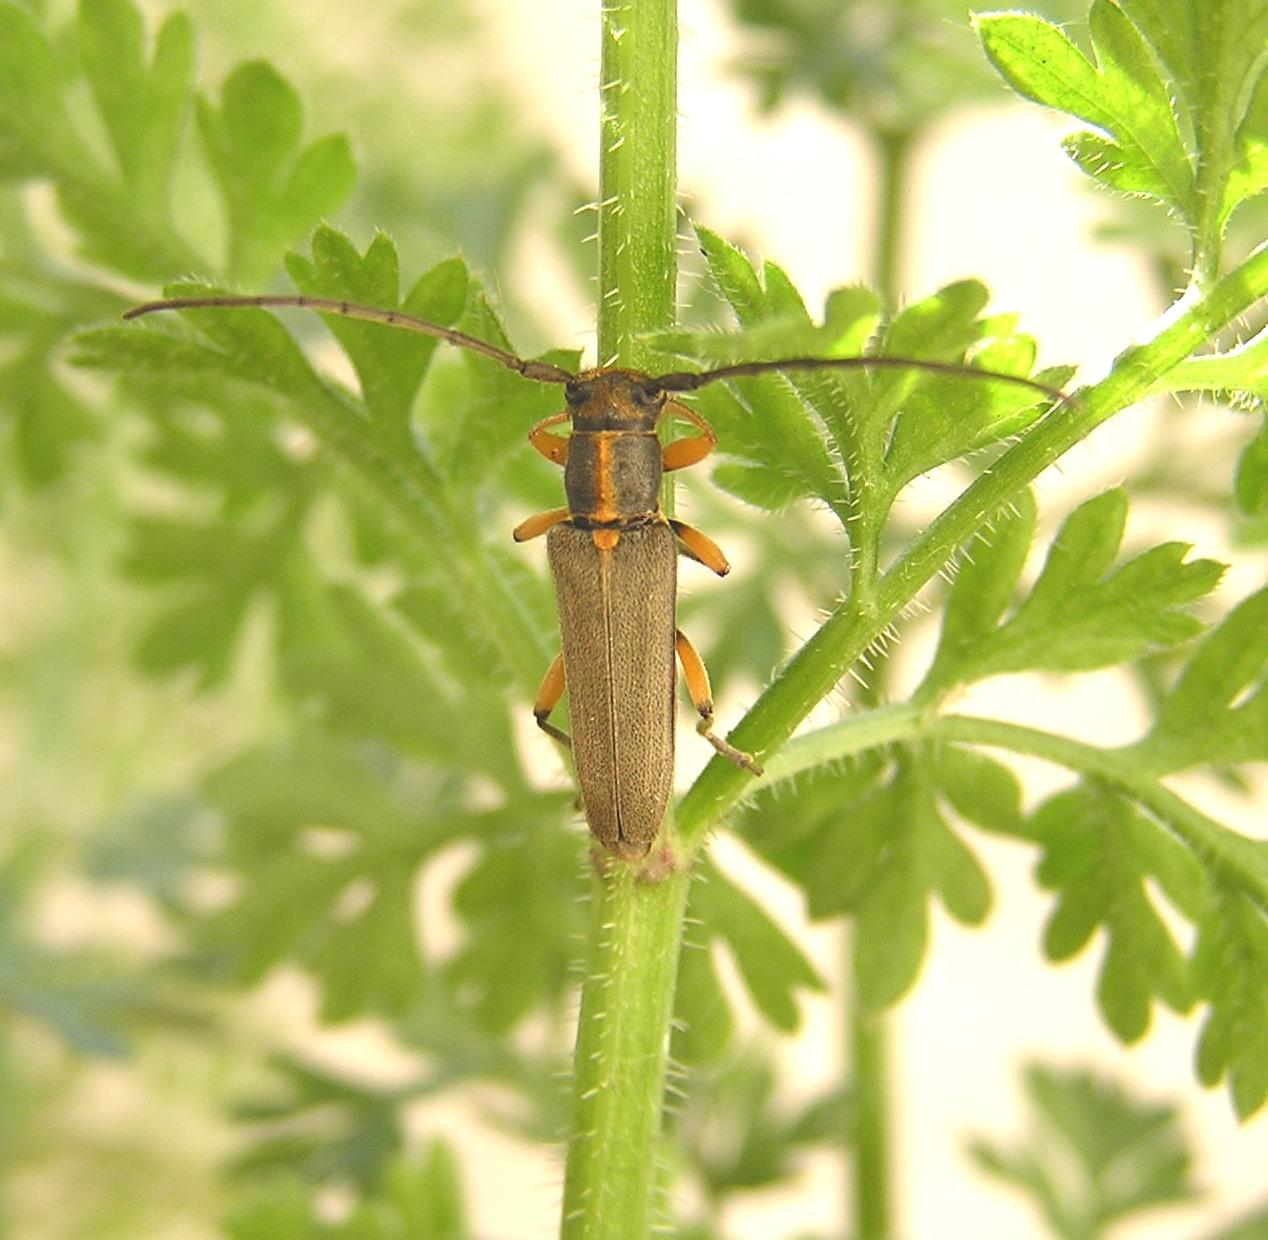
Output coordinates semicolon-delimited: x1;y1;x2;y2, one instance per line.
661;400;716;472
513;507;570;542
674;630;762;774
529;411;570;465
533;652;570;747
669;519;730;577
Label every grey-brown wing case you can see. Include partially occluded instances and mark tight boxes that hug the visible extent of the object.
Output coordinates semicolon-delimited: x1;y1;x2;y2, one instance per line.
547;523;677;857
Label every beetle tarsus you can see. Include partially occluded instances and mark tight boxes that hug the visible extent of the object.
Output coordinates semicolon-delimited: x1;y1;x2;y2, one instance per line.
696;714;763;776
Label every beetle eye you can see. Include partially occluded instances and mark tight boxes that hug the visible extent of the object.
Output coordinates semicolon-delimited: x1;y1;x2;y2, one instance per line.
564;378;585;404
634;382;663;408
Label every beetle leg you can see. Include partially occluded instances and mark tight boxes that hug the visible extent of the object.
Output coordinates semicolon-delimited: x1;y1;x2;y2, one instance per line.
528;411;570;465
674;629;763;775
669;519;730;577
661;400;716;472
533;652;571;748
513;507;570;542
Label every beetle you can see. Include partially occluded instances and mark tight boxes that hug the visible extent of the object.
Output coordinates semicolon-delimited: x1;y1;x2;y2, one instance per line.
124;292;1067;858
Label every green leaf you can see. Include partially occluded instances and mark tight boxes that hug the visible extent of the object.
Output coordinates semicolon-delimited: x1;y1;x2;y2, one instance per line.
690;861;825;1033
78;0;193;208
374;1145;469;1240
1132;587;1268;771
230;1056;406;1190
976;5;1197;224
671;933;735;1064
1117;0;1268;234
934;745;1024;836
673;1053;841;1200
0;3;88;177
285;230;469;433
88;280;331;399
969;1063;1199;1238
1224;65;1268;229
1030;785;1195;1043
692;225;850;510
921;490;1037;693
1193;885;1268;1118
197;61;356;283
280;581;515;781
224;1180;316;1240
926;489;1224;689
1235;417;1268;515
750;752;991;1010
199;736;431;1016
447;824;584;1033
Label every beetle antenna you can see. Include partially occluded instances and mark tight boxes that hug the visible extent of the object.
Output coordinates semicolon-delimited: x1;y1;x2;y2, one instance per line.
655;354;1074;407
123;294;576;385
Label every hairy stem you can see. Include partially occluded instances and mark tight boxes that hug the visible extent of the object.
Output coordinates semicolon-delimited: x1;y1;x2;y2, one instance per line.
560;2;682;1237
755;706;1268;914
676;243;1268;850
561;865;691;1240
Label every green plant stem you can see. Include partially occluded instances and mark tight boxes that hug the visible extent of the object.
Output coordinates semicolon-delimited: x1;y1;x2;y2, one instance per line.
560;2;681;1237
871;126;913;310
850;982;891;1240
759;707;1268;912
560;866;691;1240
676;243;1268;851
845;125;912;1239
595;0;676;367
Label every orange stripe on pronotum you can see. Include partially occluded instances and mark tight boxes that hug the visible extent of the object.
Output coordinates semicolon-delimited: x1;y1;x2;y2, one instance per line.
123;291;1072;860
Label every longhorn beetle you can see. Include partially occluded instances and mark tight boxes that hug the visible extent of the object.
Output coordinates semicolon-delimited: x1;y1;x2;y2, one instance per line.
124;292;1069;859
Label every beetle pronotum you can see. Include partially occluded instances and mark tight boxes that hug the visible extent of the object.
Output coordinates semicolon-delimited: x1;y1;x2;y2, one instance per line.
124;292;1069;858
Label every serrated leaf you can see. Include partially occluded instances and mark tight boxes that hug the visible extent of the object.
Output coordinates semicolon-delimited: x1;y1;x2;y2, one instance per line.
692;225;849;509
835;756;992;1010
1132;587;1268;771
197;737;440;1015
921;490;1037;693
691;861;825;1032
937;489;1223;685
447;825;583;1032
1119;0;1268;234
286;230;469;432
1193;885;1268;1117
424;293;575;491
976;6;1196;223
197;61;355;284
78;0;192;208
970;1063;1199;1236
1031;785;1193;1043
0;4;88;176
1224;64;1268;228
